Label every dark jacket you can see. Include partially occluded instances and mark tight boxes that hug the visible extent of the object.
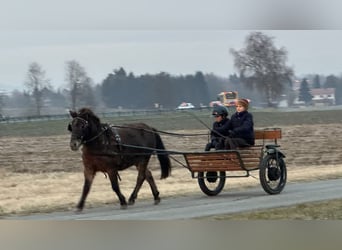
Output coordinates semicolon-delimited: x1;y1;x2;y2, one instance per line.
227;111;255;145
206;117;230;150
210;117;230;140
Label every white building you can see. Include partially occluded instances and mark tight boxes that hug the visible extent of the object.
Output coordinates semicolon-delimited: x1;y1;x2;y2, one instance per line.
310;88;335;106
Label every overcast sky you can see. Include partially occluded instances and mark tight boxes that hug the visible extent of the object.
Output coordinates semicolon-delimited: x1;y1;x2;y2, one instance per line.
1;0;342;92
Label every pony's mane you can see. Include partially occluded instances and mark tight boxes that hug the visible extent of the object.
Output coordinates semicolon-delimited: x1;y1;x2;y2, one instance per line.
78;108;101;125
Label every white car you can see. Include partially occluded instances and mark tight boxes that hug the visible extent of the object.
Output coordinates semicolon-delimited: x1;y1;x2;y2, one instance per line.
176;102;195;110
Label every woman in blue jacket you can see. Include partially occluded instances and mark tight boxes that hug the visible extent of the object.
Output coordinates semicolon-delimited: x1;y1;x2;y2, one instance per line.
225;98;255;149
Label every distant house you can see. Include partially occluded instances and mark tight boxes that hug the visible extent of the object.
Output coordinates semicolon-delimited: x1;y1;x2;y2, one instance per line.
310;88;335;106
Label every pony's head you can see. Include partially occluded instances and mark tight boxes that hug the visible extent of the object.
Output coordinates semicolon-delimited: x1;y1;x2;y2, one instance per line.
68;108;101;151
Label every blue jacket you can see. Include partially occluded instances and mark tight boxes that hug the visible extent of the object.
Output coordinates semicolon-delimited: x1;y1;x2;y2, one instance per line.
227;111;255;145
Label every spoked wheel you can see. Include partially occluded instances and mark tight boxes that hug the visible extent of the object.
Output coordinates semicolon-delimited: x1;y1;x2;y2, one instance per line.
259;154;287;194
198;171;226;196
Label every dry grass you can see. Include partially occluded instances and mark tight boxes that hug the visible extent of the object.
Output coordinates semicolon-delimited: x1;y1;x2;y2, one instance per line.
208;199;342;220
1;164;342;217
1;121;342;218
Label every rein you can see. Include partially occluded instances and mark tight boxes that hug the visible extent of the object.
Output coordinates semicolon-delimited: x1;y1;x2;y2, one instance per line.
111;125;208;137
184;111;229;139
82;126;109;144
72;111;227;150
70;120;192;155
70;111;231;170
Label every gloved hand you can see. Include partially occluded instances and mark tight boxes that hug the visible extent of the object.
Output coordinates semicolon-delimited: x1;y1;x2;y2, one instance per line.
228;130;235;137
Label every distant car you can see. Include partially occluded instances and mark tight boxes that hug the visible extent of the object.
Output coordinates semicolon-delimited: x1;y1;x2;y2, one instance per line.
209;101;224;107
176;102;195;110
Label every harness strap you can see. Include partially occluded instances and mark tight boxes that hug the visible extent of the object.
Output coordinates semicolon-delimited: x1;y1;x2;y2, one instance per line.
111;126;123;159
83;126;108;144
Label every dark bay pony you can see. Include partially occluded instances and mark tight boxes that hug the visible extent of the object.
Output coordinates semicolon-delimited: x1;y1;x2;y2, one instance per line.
68;108;171;211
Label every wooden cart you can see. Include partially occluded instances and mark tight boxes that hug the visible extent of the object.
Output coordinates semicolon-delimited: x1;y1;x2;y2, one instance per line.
182;128;286;196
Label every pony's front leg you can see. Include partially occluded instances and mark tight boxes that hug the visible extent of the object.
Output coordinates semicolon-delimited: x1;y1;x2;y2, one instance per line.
108;170;127;209
76;169;95;212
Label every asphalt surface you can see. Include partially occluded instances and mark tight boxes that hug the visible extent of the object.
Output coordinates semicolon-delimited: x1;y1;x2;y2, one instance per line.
5;179;342;220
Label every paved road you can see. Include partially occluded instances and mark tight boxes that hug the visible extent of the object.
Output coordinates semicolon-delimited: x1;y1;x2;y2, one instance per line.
6;179;342;220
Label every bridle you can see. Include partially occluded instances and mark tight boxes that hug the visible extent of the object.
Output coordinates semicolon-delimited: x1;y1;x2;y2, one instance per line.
72;116;89;127
68;117;87;143
69;116;107;145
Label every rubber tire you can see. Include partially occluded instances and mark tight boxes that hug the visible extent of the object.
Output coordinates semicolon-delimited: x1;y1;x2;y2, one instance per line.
259;154;287;195
198;171;226;196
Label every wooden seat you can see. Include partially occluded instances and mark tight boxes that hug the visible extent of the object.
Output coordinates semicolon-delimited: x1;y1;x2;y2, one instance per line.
183;128;281;173
254;128;281;142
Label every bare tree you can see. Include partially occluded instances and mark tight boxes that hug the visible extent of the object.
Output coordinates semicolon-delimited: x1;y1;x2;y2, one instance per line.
79;76;97;108
230;32;293;106
25;62;50;115
65;60;96;110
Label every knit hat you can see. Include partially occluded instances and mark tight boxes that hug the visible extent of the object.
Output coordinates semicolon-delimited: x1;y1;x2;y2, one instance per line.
236;98;249;110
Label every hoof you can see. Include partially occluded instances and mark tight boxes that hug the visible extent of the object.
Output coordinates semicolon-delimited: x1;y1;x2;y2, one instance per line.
128;200;135;205
120;204;128;209
75;208;83;214
154;198;161;205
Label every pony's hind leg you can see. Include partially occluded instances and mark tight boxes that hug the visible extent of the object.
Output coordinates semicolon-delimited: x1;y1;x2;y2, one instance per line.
128;162;160;205
108;170;127;209
145;169;161;205
128;159;154;205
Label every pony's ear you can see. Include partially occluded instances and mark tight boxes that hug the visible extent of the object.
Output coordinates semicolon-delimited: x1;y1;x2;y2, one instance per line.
69;110;77;118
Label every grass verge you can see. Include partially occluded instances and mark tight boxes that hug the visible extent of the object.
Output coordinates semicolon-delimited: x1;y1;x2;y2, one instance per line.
205;199;342;220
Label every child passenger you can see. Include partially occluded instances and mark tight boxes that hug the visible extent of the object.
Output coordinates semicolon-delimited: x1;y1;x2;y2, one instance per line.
205;105;230;151
225;98;255;149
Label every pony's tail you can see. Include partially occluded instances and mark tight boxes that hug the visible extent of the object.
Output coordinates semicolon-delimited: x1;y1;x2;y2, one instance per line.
154;131;171;179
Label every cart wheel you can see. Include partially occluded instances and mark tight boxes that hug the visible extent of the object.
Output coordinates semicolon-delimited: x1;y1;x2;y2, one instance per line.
198;171;226;196
259;154;287;194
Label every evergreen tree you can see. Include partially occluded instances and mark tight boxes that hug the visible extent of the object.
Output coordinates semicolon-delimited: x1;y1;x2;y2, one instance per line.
312;75;321;88
332;77;342;105
298;78;313;105
100;67;210;109
324;75;339;88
